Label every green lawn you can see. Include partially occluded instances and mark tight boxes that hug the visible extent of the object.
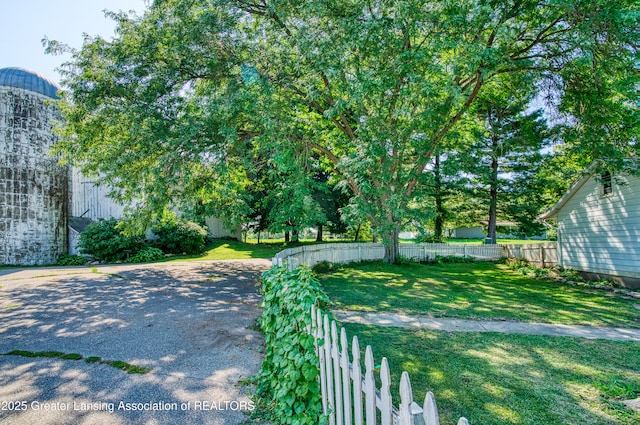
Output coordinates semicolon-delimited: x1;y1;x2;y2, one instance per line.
346;323;640;425
169;239;286;261
319;261;640;328
319;261;640;424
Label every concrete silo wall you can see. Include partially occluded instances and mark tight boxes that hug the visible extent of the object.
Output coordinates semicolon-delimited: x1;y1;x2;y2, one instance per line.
0;88;68;265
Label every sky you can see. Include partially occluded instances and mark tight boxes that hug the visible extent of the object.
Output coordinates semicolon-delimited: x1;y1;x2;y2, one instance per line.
0;1;148;86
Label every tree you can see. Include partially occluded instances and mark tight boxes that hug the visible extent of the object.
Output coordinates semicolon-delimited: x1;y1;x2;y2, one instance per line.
310;163;352;242
50;0;639;262
431;154;447;243
458;78;552;243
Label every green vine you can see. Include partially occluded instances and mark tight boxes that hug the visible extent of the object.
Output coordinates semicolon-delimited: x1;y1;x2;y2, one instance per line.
256;265;331;425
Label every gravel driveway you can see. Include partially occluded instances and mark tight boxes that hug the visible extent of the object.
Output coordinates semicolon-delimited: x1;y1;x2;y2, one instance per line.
0;259;270;425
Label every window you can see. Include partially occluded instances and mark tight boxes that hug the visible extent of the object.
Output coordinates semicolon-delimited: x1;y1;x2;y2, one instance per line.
602;171;612;196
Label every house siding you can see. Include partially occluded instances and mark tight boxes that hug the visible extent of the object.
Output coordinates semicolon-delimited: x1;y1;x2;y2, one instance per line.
557;173;640;279
452;226;486;239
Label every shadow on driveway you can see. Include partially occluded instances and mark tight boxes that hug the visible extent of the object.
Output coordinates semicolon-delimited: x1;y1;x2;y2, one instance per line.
0;259;271;425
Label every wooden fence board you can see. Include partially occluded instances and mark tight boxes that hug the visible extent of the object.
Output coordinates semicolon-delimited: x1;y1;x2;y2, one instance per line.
312;308;468;425
353;336;364;425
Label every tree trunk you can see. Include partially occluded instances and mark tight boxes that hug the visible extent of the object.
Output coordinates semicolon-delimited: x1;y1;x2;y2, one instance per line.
316;224;323;242
292;229;299;242
354;224;361;242
382;227;400;263
487;143;499;244
433;154;445;242
257;231;261;244
284;231;290;243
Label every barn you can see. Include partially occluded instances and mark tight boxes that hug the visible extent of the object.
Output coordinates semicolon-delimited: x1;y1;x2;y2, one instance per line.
539;164;640;288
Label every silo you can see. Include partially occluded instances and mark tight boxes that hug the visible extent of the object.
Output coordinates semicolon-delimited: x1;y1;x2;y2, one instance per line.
0;67;68;265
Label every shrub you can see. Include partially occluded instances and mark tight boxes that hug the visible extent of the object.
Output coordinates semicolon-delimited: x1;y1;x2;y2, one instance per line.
504;257;530;270
56;255;88;266
256;266;330;425
396;255;419;265
435;255;476;264
128;247;165;263
558;267;582;281
312;261;335;274
152;218;207;255
533;267;550;278
423;255;476;265
415;234;447;243
78;218;145;262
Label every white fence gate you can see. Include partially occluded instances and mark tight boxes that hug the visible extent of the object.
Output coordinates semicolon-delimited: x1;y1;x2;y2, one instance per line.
312;306;469;425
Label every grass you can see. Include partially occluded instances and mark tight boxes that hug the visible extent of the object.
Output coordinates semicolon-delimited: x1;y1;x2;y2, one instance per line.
319;261;640;328
345;323;640;425
172;238;362;261
318;260;639;424
170;239;290;261
3;350;151;374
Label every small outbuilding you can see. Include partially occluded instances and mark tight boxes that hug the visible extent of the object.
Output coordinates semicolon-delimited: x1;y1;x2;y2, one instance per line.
539;164;640;288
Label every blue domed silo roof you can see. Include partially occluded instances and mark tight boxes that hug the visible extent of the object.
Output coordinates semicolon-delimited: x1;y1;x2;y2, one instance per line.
0;67;60;99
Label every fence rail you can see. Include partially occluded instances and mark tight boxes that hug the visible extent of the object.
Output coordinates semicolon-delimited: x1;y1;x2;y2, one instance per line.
312;306;469;425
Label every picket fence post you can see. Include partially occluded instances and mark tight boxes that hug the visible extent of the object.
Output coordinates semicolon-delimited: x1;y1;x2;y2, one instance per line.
311;307;469;425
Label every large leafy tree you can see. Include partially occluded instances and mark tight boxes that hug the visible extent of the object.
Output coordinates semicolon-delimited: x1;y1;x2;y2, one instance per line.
50;0;639;262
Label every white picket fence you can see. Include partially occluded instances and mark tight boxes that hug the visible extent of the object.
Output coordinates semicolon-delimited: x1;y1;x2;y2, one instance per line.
502;243;558;268
273;242;503;270
311;306;469;425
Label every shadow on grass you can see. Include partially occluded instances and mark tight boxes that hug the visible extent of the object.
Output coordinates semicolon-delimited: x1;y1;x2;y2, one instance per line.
347;323;640;425
320;262;640;328
168;239;286;261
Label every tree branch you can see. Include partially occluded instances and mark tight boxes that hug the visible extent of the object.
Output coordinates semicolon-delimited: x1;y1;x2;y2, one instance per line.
307;141;361;196
406;71;485;197
511;17;565;59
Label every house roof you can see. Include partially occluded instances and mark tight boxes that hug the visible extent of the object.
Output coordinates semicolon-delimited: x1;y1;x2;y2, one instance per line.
538;163;598;220
479;220;519;227
68;217;93;234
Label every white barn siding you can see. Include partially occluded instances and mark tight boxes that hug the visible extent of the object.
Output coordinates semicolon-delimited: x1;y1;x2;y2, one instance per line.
70;168;126;220
205;216;241;240
557;174;640;279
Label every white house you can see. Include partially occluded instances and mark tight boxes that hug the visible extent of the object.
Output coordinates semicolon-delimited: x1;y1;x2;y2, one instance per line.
539;165;640;288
